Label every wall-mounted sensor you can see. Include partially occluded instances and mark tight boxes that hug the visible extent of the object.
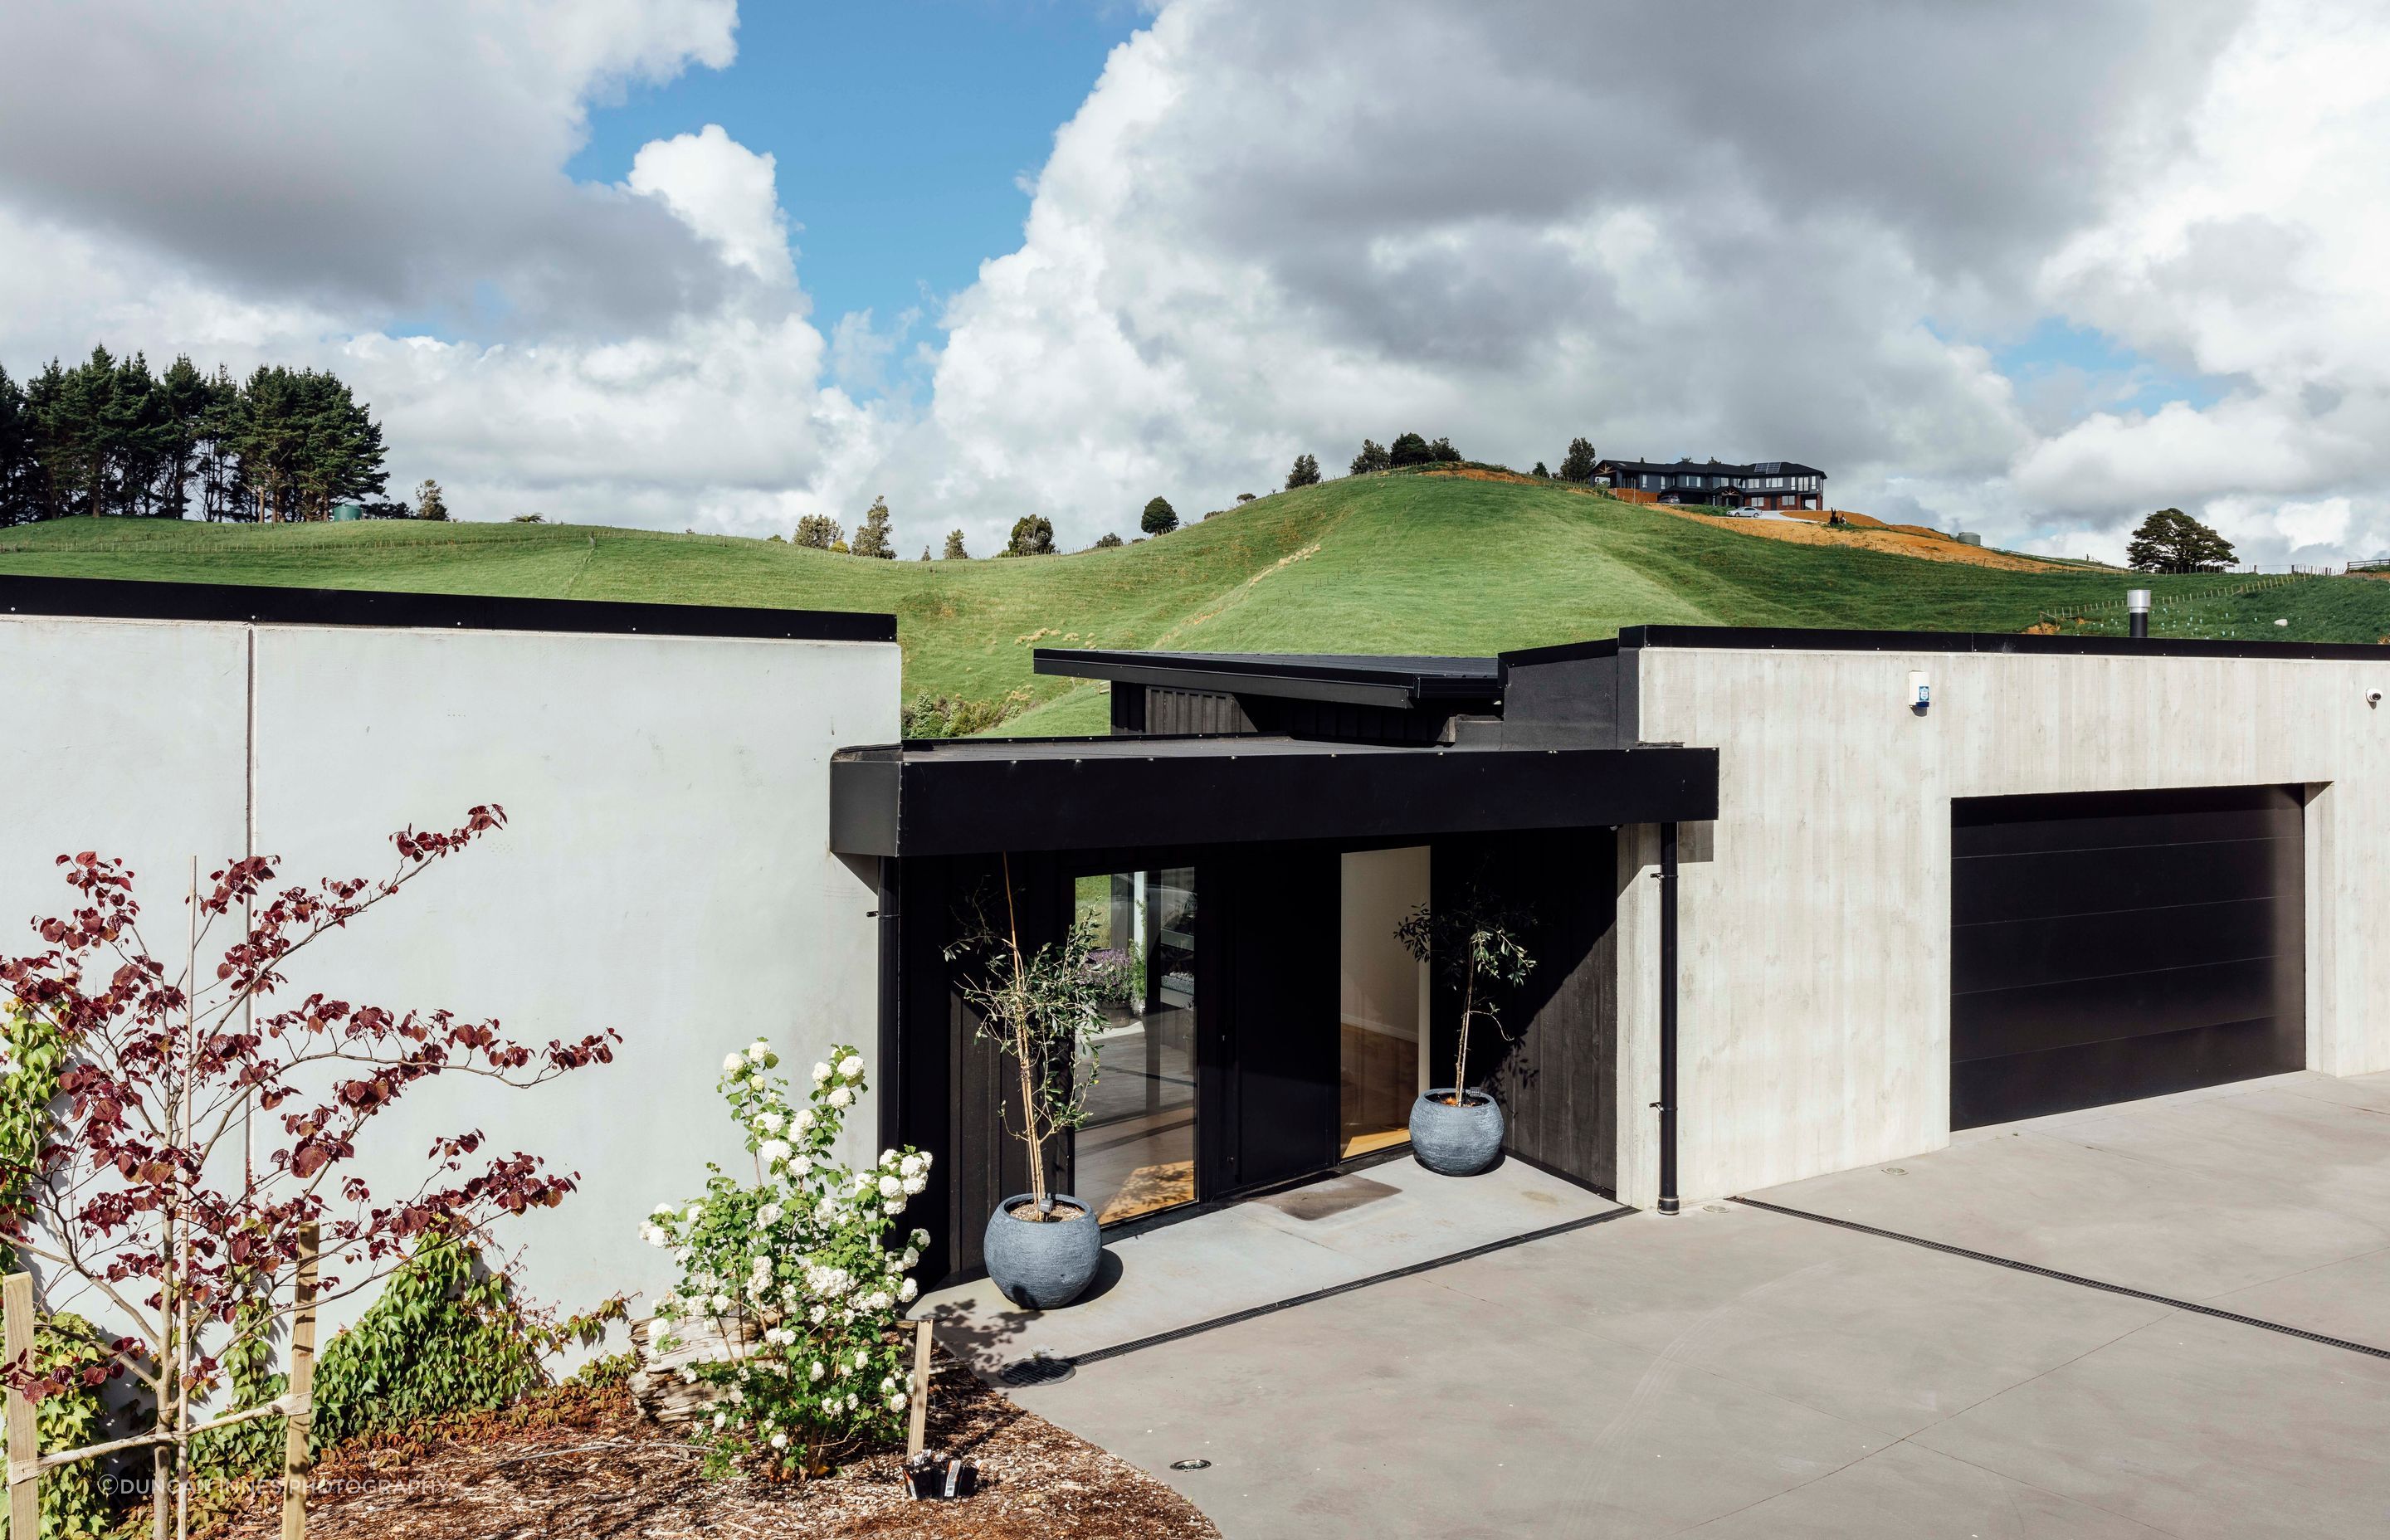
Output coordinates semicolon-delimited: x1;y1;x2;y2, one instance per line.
2368;690;2383;709
1908;670;1931;714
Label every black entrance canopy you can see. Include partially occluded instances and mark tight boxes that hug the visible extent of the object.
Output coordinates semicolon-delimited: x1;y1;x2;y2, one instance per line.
829;734;1716;858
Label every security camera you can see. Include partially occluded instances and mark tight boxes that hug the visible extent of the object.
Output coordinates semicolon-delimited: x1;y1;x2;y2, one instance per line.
2368;690;2383;709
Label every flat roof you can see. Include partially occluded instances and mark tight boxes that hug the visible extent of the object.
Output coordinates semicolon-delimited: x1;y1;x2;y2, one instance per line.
1036;648;1500;709
831;734;1717;857
0;573;896;643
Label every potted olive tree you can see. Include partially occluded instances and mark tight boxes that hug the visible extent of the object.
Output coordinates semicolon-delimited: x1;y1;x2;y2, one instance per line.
1396;888;1536;1176
948;868;1110;1309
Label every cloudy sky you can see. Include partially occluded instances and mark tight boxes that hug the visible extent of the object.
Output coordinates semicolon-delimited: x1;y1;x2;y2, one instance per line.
2;0;2386;565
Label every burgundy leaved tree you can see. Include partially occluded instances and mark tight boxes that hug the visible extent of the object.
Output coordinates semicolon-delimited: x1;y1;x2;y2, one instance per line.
0;805;618;1540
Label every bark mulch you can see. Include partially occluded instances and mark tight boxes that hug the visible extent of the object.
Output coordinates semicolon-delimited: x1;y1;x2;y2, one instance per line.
206;1357;1217;1540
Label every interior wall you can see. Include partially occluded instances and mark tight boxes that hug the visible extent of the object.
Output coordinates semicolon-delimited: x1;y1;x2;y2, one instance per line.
0;612;900;1347
1340;846;1427;1040
1617;646;2390;1206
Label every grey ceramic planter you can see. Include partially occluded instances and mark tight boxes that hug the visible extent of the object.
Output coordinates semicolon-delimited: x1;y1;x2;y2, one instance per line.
1410;1089;1504;1176
983;1193;1103;1310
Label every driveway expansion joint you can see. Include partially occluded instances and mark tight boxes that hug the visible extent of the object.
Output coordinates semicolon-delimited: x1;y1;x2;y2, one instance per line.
1729;1195;2390;1363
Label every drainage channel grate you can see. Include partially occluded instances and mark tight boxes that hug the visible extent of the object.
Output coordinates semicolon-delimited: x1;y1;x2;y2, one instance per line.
1731;1195;2390;1363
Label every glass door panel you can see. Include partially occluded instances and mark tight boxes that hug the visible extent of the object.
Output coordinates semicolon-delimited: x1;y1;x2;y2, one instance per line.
1073;866;1197;1224
1339;847;1429;1158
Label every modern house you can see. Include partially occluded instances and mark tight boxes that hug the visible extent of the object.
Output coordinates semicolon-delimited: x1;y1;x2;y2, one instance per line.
837;631;2390;1284
5;574;2385;1305
1591;458;1827;511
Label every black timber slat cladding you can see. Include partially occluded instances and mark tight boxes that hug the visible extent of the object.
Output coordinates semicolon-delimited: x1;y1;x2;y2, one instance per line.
1950;785;2305;1129
1432;828;1621;1193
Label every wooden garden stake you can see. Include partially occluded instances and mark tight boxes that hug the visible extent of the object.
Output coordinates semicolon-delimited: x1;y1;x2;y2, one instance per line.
905;1318;933;1460
4;1271;37;1540
280;1225;319;1540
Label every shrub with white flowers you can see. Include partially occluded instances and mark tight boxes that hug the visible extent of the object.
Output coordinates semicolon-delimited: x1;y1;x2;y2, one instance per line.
645;1039;932;1478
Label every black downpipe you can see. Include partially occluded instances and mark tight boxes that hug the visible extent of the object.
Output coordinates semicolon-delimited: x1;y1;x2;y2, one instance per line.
1657;822;1680;1216
874;858;903;1156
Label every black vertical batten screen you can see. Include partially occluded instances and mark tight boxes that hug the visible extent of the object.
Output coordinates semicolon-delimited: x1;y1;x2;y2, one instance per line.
1950;785;2305;1128
1657;823;1680;1216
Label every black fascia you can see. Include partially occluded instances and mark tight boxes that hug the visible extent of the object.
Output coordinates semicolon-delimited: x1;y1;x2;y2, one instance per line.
1612;621;2390;664
0;572;895;643
1035;649;1501;710
828;738;1717;858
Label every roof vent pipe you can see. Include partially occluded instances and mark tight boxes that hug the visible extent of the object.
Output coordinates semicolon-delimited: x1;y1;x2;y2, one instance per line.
2127;588;2151;641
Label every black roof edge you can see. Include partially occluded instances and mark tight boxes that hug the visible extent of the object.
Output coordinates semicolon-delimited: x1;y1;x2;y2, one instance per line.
1035;648;1500;709
1617;622;2390;663
0;573;895;643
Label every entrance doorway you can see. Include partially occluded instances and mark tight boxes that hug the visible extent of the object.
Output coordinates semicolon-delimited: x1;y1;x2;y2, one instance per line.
1072;866;1199;1225
1339;846;1429;1158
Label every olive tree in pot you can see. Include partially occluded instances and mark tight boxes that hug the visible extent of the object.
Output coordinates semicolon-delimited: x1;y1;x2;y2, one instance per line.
948;867;1110;1309
1396;888;1536;1175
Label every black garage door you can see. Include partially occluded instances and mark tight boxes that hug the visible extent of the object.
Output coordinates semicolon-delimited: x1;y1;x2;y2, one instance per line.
1951;785;2305;1129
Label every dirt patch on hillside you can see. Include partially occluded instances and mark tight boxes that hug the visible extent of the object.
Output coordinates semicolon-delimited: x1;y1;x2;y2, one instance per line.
207;1362;1216;1540
1654;506;2061;572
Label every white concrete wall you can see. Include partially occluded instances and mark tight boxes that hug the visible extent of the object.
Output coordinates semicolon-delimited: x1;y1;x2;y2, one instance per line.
1613;645;2390;1207
0;612;899;1346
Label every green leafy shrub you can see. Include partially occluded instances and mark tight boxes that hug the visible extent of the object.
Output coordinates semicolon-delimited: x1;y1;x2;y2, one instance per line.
646;1041;931;1479
0;1006;109;1540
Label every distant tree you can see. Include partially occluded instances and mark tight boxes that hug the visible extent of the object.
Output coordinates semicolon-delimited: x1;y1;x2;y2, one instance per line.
1093;532;1124;548
1350;438;1391;475
2127;508;2237;573
1285;452;1321;490
413;478;449;521
794;514;843;549
1427;436;1461;463
1530;461;1549;478
1004;514;1056;557
1141;496;1178;535
851;495;896;558
0;364;35;525
510;512;544;524
1559;437;1598;482
919;545;932;560
942;528;968;560
1388;431;1432;467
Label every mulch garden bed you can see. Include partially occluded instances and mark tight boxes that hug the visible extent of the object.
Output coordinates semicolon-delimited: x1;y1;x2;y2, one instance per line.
207;1354;1217;1540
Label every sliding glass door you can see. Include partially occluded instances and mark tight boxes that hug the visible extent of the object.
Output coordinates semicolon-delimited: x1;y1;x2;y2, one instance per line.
1072;867;1198;1224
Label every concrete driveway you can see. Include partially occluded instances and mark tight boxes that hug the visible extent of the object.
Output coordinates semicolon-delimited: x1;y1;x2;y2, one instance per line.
1000;1071;2390;1538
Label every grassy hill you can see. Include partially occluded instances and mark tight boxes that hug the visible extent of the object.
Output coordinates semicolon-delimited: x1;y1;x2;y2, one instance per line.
2;475;2383;738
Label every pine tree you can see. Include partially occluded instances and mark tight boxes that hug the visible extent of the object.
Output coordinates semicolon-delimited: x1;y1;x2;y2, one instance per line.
1141;496;1178;535
1427;436;1461;463
414;479;449;521
1531;461;1549;478
2126;508;2237;573
1285;452;1321;490
1388;431;1432;467
1349;438;1391;475
794;514;843;549
0;365;34;526
942;528;968;560
1559;437;1598;482
851;495;896;558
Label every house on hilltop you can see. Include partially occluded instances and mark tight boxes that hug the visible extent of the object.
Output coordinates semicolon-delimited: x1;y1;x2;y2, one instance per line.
1593;457;1827;512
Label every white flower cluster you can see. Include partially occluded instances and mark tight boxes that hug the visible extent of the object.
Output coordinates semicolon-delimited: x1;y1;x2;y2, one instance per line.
639;1041;935;1467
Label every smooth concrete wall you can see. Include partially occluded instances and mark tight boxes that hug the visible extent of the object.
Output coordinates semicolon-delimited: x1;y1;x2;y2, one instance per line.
0;612;899;1345
1613;645;2390;1207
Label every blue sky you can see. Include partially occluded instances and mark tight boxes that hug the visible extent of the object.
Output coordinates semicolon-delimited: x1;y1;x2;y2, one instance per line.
566;2;1139;351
